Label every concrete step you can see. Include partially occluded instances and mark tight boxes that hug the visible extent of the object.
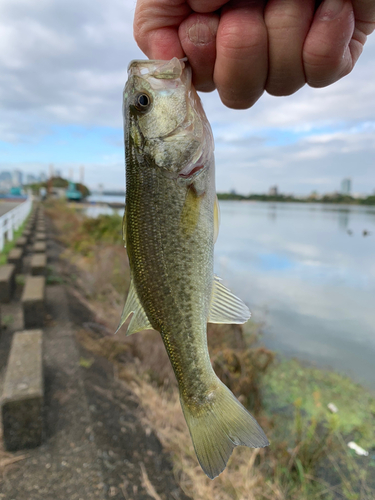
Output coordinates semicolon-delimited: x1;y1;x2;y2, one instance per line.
0;264;16;303
7;248;23;274
21;276;46;328
31;254;47;276
1;330;43;451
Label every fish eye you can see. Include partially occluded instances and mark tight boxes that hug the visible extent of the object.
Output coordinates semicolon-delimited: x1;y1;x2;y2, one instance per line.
134;92;151;112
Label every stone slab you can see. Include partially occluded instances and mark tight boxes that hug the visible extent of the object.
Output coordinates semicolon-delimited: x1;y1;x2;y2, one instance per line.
16;236;27;248
31;253;47;276
33;241;46;253
21;276;46;328
23;228;31;242
0;264;16;302
1;330;43;451
7;247;23;273
35;232;46;242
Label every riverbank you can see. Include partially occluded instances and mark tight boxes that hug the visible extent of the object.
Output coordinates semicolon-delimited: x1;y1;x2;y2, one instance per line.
44;200;375;499
217;192;375;206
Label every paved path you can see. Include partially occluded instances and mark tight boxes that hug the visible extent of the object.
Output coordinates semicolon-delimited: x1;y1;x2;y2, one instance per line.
0;202;22;217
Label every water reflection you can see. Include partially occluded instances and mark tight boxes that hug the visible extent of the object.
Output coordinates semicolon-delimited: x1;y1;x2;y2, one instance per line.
214;201;375;390
337;209;350;231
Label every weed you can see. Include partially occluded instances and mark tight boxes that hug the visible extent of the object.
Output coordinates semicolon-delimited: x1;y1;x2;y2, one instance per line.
2;314;14;326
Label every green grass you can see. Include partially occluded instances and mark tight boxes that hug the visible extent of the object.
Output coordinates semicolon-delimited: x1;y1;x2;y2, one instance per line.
262;358;375;449
259;357;375;499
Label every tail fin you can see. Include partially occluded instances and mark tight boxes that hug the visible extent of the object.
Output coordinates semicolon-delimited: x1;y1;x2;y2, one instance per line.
180;381;269;479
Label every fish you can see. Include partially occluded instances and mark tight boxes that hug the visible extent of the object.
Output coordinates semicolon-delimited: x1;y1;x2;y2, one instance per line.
118;57;269;479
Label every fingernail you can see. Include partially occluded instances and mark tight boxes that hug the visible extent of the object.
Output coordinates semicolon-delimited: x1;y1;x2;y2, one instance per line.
188;21;216;45
318;0;345;20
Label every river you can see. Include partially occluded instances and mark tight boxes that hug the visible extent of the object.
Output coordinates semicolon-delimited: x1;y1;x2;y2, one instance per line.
215;201;375;391
87;196;375;390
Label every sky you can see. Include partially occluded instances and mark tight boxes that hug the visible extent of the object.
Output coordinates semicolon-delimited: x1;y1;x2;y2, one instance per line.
0;0;374;195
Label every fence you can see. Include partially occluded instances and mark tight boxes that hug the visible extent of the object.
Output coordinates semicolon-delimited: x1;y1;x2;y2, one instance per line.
0;197;33;251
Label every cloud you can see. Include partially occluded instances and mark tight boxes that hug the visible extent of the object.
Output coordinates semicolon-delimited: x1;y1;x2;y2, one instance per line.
0;0;374;192
0;0;143;140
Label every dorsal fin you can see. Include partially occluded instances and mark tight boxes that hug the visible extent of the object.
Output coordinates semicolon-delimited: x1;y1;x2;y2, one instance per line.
208;275;250;324
115;279;153;335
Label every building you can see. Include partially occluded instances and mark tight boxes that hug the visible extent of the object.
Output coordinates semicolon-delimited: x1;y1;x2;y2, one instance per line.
341;178;351;195
12;170;23;187
269;185;278;196
0;171;12;191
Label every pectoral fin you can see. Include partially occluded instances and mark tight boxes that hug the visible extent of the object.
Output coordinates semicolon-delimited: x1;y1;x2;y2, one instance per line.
116;279;153;335
122;209;127;248
208;275;250;324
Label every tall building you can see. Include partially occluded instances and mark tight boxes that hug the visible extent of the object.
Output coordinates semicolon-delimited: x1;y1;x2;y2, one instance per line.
12;170;23;187
341;178;351;195
269;185;278;196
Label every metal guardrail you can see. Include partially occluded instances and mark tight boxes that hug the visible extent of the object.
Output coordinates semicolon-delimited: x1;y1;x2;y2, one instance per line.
0;197;32;251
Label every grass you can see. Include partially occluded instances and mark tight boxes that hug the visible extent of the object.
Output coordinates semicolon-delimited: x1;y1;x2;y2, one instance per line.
45;199;375;499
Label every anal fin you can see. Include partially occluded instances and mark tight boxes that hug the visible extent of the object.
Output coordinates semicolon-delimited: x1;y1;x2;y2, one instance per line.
208;275;250;324
116;279;153;335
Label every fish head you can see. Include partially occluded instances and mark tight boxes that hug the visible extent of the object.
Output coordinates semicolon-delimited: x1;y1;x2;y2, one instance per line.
124;58;214;184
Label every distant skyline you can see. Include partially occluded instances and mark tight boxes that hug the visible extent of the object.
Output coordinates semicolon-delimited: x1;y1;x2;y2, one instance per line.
1;0;375;194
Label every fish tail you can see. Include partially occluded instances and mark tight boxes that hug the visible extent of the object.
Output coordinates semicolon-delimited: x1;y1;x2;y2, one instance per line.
180;381;269;479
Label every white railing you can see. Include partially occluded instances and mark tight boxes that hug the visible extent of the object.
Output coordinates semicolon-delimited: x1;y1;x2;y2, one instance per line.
0;196;33;251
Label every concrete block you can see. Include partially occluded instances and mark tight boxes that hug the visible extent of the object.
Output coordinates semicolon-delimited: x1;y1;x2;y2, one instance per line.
31;254;47;276
16;236;27;249
35;232;46;242
23;228;32;242
0;264;16;302
7;248;23;273
22;276;46;328
1;330;43;451
33;241;46;253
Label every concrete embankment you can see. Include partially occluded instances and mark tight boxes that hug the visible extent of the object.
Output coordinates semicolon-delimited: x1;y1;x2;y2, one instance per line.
0;204;190;500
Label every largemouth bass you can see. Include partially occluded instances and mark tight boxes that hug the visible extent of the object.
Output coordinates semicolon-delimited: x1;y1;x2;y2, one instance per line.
118;57;268;479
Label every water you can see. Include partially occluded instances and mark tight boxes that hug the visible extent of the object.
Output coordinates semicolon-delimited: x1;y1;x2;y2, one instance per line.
215;201;375;390
85;194;125;217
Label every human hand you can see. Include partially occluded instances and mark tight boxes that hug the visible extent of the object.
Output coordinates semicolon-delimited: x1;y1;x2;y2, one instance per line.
134;0;375;109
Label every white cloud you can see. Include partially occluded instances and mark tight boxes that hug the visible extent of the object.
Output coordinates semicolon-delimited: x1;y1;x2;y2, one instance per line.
0;0;374;192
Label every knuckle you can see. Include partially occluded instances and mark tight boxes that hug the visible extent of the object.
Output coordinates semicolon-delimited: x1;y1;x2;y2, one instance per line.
219;22;266;55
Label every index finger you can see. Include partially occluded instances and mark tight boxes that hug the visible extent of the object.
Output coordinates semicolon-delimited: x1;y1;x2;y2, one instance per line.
134;0;191;59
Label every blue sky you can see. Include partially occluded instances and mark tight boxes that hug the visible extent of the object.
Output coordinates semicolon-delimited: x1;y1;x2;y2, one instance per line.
1;0;375;194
